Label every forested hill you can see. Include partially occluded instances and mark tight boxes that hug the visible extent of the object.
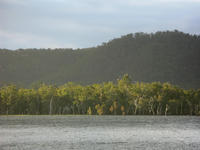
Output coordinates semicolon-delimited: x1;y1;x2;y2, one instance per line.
0;30;200;88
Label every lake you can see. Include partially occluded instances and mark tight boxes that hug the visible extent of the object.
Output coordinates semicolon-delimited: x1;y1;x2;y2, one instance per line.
0;116;200;150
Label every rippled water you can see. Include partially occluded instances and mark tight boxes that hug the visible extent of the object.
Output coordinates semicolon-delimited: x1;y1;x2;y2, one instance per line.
0;116;200;150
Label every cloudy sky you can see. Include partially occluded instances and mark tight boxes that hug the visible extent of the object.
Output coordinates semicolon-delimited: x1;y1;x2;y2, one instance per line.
0;0;200;49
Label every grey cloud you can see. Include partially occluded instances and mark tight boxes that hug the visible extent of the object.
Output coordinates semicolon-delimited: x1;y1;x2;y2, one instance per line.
0;0;200;49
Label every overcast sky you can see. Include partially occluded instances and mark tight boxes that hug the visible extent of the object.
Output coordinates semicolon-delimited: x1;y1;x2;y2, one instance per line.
0;0;200;50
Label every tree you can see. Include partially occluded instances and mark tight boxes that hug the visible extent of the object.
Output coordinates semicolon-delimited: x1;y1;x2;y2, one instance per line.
87;106;92;115
0;85;18;115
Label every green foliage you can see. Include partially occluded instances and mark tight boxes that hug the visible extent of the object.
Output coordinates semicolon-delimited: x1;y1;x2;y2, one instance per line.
0;30;200;88
87;106;92;115
0;75;199;115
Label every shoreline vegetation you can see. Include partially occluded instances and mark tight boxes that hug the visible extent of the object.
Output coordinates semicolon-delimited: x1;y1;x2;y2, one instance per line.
0;74;200;116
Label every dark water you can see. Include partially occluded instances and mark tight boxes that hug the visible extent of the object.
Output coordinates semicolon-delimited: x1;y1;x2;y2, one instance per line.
0;116;200;150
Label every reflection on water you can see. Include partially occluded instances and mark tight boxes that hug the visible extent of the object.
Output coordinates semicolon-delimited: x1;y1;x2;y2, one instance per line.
0;116;200;150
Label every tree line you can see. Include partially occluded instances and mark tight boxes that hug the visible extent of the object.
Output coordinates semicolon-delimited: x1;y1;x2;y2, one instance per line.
0;74;200;115
1;30;200;88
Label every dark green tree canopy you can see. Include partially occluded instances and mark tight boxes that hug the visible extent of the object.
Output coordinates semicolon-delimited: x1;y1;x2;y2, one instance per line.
0;30;200;88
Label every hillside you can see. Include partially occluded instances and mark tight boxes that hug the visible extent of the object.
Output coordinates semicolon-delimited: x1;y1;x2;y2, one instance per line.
0;30;200;88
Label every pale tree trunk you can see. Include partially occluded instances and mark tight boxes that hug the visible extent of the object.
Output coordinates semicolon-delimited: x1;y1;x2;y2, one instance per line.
134;106;137;115
151;105;155;115
49;96;53;115
156;103;161;115
165;104;169;116
149;98;155;115
134;99;138;115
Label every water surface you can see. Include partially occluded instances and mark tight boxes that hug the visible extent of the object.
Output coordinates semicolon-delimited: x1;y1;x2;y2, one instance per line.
0;116;200;150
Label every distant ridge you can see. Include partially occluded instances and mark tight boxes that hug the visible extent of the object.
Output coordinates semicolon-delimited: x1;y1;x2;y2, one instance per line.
0;30;200;88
